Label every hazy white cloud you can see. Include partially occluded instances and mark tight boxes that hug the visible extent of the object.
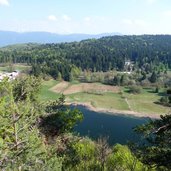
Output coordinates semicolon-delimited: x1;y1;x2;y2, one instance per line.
84;17;91;22
146;0;157;4
134;19;146;27
122;19;133;25
48;14;72;22
84;16;105;22
48;15;57;21
163;10;171;17
62;15;71;21
133;0;157;5
123;19;146;27
83;16;107;29
0;0;9;6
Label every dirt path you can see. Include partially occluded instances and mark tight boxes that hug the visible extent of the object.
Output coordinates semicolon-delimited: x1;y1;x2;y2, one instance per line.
125;97;131;110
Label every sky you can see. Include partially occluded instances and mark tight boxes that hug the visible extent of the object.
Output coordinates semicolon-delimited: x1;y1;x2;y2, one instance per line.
0;0;171;35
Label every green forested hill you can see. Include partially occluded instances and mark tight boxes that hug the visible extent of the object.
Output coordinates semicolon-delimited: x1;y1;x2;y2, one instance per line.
1;35;171;80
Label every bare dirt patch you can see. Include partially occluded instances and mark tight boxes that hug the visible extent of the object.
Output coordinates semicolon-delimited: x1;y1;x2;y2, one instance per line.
50;81;69;93
51;82;120;95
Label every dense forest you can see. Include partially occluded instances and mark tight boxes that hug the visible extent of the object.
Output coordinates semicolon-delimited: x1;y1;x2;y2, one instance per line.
0;35;171;80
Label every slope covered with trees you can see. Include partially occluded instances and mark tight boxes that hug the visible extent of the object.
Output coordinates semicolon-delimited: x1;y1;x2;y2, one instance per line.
0;35;171;80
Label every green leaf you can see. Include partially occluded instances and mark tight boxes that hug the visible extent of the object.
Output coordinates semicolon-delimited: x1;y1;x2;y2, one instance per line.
0;137;4;147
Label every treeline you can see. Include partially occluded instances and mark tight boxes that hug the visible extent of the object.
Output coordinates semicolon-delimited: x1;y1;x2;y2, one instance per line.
1;35;171;80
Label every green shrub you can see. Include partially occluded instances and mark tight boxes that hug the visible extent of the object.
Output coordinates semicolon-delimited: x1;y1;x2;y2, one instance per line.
128;86;142;94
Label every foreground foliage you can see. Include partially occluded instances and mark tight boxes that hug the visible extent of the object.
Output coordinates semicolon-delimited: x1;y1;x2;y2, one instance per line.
0;76;169;170
0;77;63;170
134;114;171;170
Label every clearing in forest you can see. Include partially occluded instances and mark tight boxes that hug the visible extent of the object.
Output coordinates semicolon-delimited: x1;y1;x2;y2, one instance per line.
41;80;171;117
50;82;120;95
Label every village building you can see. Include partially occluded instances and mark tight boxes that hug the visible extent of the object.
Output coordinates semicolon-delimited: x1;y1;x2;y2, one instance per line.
124;60;134;73
0;71;19;82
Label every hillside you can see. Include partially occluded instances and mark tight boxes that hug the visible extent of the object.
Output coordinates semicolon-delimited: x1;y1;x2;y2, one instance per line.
1;35;171;80
0;31;121;47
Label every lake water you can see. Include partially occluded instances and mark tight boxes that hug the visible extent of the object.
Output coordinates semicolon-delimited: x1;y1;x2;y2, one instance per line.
73;105;149;145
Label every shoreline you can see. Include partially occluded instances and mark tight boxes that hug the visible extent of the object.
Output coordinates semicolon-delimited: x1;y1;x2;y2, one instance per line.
66;102;162;119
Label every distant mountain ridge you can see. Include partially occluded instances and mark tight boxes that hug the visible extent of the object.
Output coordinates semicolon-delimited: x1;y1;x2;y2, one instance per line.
0;31;121;47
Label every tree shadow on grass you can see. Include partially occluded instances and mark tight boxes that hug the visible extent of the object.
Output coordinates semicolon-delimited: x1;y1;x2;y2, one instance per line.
157;92;166;97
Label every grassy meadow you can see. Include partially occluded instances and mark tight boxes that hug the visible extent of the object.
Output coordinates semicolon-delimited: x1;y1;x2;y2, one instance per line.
67;92;129;111
39;80;171;116
0;63;31;72
39;79;60;101
123;88;170;115
1;63;168;116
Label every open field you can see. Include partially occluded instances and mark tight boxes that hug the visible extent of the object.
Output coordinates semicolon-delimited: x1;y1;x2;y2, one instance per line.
40;80;171;118
123;88;171;115
0;64;31;72
67;92;129;111
50;81;120;95
39;79;60;101
50;81;70;94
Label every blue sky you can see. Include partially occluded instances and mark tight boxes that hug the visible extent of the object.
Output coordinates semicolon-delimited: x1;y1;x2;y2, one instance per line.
0;0;171;34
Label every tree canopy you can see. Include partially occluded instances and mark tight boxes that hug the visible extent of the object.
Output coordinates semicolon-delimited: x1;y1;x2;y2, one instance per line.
134;114;171;170
1;35;171;80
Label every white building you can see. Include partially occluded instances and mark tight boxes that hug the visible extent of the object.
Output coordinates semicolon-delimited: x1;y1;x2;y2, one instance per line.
0;71;19;82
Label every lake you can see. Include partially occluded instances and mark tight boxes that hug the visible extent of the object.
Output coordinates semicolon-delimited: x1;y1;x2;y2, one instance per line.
72;105;149;145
